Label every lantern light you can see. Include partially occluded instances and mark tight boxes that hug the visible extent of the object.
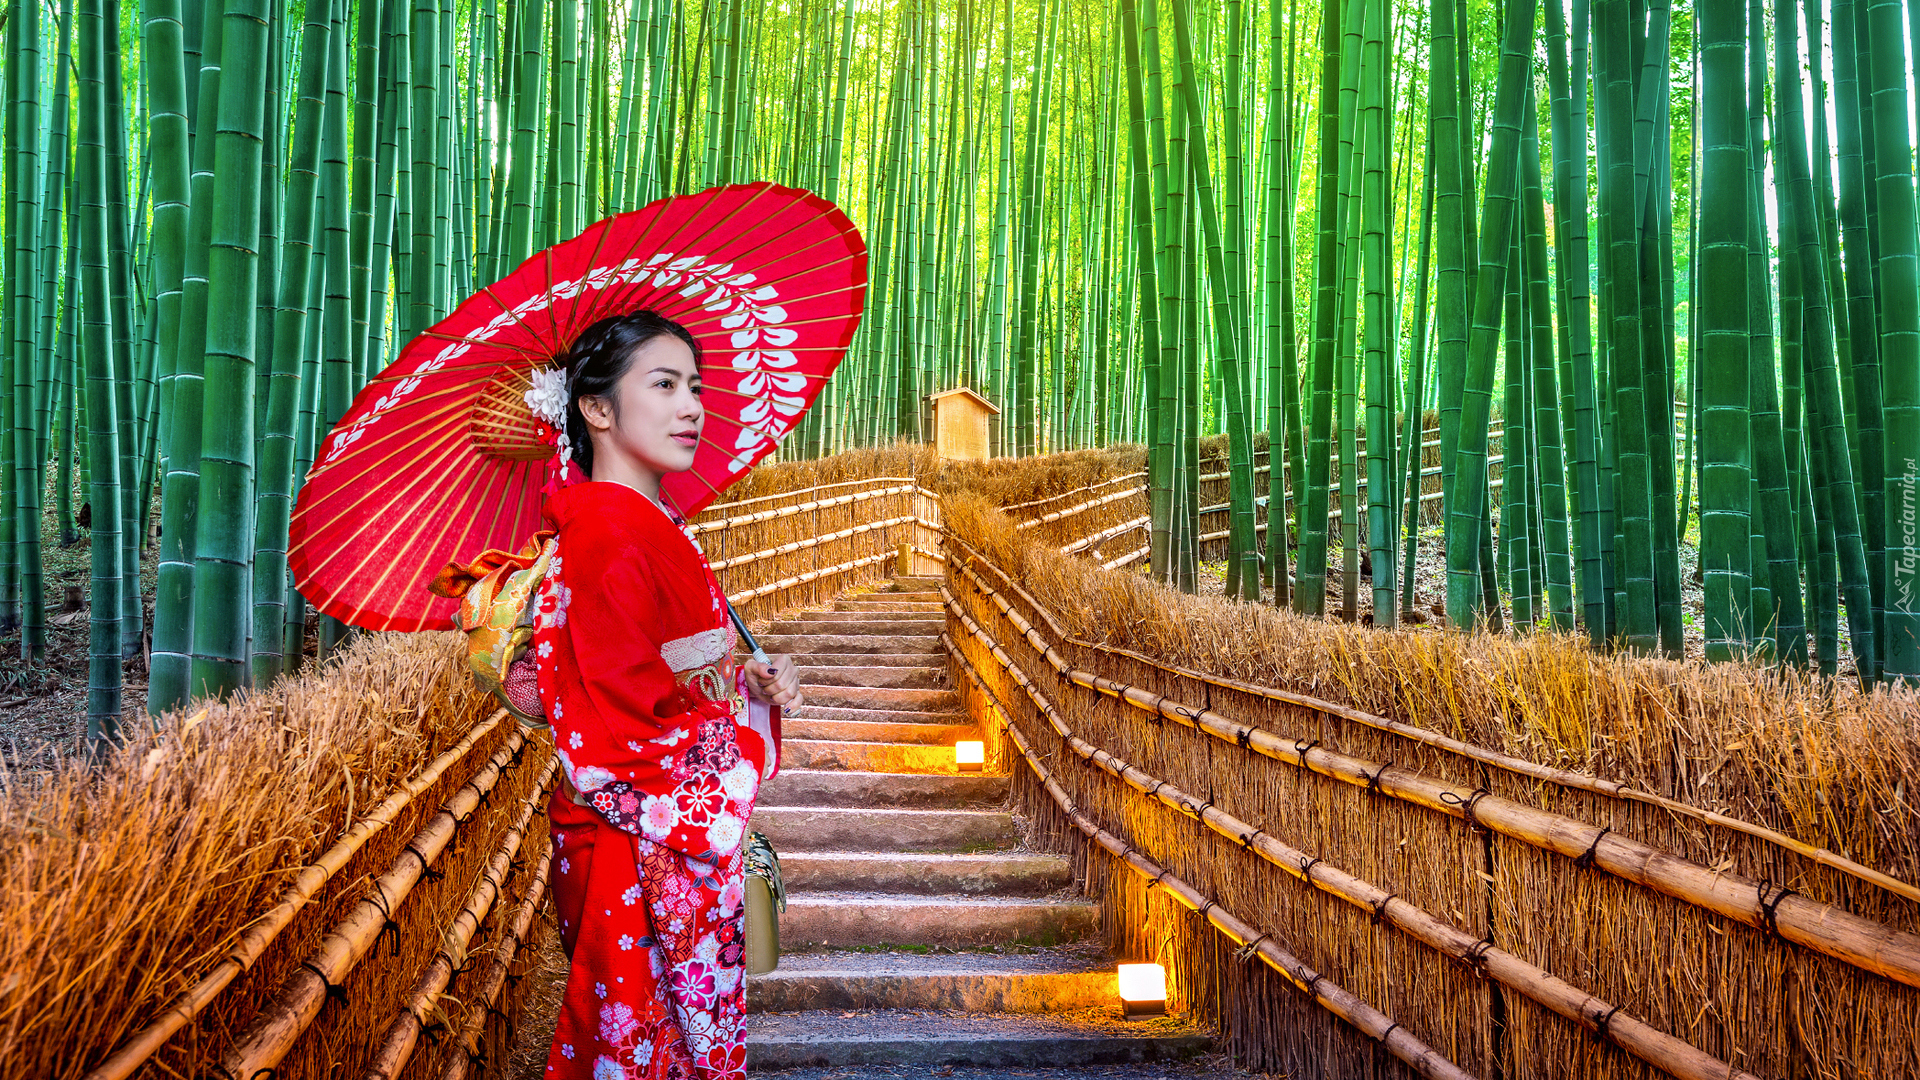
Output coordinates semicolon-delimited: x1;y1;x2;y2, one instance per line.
1117;963;1167;1018
954;740;985;772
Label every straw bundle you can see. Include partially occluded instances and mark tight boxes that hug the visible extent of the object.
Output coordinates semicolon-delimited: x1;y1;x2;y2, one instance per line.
938;485;1920;1079
0;631;560;1080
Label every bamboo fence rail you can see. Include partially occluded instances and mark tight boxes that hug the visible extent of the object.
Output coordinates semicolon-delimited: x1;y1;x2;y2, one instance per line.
694;476;945;618
937;509;1920;1077
956;542;1920;906
946;631;1479;1080
359;755;558;1080
439;846;554;1080
946;597;1760;1080
949;546;1920;983
78;707;512;1080
215;724;543;1076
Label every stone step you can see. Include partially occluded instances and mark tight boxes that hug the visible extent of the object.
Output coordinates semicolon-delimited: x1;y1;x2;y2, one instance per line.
801;685;959;711
785;703;965;726
783;716;978;745
758;633;942;656
748;947;1113;1013
832;599;946;612
768;618;946;637
797;665;946;690
784;738;967;775
780;892;1099;949
760;769;1005;809
796;652;943;668
752;806;1018;853
746;1009;1209;1070
795;609;946;624
779;851;1070;895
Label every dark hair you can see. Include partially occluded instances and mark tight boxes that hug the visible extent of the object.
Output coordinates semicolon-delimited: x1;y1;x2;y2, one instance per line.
561;309;703;478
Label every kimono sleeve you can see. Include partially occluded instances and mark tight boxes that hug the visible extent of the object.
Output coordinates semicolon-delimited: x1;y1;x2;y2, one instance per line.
552;538;709;839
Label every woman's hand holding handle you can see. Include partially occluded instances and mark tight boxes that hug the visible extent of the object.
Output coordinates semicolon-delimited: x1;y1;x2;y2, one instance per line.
744;654;802;709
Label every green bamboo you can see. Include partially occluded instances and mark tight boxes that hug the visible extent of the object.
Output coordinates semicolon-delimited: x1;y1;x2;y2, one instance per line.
1697;0;1751;660
149;0;226;710
1445;0;1533;630
78;0;123;741
8;0;46;658
252;0;330;685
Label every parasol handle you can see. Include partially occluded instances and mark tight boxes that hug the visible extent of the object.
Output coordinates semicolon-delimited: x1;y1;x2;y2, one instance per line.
727;602;773;668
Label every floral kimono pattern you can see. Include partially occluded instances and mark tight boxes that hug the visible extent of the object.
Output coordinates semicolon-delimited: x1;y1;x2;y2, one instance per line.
534;481;779;1080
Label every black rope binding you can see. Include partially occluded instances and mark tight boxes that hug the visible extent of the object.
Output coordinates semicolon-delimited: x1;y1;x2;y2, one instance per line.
1239;829;1263;850
1462;936;1496;977
1292;738;1321;760
1234;933;1272;962
1370;894;1396;925
1758;881;1797;938
1440;787;1493;831
1236;727;1253;750
1301;971;1326;998
1376;1022;1401;1046
301;960;351;1009
1591;1003;1624;1044
367;888;403;957
1365;762;1394;795
1298;855;1323;878
1574;826;1612;870
250;1069;279;1080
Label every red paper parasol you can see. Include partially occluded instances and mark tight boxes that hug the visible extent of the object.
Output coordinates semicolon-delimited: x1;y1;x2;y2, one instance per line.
287;182;867;632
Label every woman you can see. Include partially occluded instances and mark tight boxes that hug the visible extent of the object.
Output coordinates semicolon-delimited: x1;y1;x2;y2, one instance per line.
532;310;802;1080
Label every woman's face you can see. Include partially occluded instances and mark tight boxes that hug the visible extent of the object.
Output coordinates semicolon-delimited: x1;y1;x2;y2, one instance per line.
581;334;705;483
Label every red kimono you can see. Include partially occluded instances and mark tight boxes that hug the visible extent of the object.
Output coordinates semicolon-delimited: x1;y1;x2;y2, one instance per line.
533;481;779;1080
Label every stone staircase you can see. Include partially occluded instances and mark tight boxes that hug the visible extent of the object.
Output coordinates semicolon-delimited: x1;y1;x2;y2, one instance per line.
746;577;1211;1070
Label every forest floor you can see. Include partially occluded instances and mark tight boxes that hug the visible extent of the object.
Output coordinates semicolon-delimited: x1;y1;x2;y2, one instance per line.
1188;517;1861;675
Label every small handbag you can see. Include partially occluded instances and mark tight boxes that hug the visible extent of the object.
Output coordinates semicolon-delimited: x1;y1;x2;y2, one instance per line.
743;830;785;975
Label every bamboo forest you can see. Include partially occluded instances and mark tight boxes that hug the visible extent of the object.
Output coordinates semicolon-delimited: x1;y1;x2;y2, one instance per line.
3;0;1920;737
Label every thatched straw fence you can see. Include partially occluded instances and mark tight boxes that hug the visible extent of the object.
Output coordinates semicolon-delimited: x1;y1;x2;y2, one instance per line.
939;488;1920;1079
3;632;556;1080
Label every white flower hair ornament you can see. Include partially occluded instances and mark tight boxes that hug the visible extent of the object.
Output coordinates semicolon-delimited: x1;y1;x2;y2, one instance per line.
524;364;575;485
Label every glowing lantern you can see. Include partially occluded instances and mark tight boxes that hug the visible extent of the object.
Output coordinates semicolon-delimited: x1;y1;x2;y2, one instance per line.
954;740;985;772
1117;963;1167;1018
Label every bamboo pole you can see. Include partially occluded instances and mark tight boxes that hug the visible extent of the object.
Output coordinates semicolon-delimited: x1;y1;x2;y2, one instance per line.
80;710;512;1080
943;634;1476;1080
1061;514;1151;554
948;536;1920;905
707;514;917;570
438;840;554;1080
943;547;1920;984
1015;485;1148;530
725;550;895;604
945;623;1761;1080
1001;470;1149;512
359;754;559;1080
692;481;920;533
214;726;540;1077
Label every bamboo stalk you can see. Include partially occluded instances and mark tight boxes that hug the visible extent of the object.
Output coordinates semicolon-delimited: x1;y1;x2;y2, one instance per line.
1100;544;1151;570
944;634;1476;1080
945;627;1761;1080
359;754;559;1080
214;726;540;1077
948;536;1920;905
438;838;554;1080
79;710;512;1080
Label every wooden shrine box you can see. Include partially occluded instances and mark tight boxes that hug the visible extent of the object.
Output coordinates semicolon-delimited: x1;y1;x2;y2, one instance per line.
926;387;1000;462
